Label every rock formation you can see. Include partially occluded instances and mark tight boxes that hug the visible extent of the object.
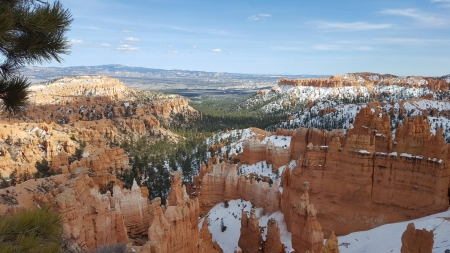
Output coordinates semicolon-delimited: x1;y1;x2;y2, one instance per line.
198;218;223;253
111;179;150;237
0;75;199;178
278;73;449;91
238;209;263;253
141;171;204;253
281;182;324;253
321;232;339;253
400;223;434;253
55;168;129;251
263;219;285;253
234;107;450;236
195;161;280;216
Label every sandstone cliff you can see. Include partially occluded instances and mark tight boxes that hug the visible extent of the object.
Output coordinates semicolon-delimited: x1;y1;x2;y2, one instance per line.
278;73;449;91
231;106;450;237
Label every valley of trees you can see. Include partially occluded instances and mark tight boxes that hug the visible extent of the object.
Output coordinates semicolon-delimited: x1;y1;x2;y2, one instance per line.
115;94;296;203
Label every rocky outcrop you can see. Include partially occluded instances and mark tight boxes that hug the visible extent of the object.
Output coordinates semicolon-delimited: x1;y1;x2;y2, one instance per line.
321;232;339;253
28;76;133;104
240;138;291;170
235;106;450;237
278;73;450;91
55;168;128;251
400;223;434;253
195;161;280;215
238;209;263;253
111;180;150;237
68;147;129;176
142;171;201;253
198;218;223;253
281;182;324;253
263;219;285;253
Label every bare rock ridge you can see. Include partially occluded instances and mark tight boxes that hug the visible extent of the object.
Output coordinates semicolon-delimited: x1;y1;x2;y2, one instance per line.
278;73;449;91
29;76;133;104
400;223;434;253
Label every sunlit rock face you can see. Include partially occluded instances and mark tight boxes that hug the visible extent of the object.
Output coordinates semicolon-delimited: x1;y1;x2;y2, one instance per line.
400;223;434;253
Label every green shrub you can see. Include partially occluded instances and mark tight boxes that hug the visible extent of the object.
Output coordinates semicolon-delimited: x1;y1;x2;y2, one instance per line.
0;206;62;253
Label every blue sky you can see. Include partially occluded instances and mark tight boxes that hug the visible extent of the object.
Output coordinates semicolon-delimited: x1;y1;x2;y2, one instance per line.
42;0;450;76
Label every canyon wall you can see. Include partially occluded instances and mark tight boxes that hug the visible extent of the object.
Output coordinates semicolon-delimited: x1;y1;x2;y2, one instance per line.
236;108;450;236
195;159;281;216
278;73;449;91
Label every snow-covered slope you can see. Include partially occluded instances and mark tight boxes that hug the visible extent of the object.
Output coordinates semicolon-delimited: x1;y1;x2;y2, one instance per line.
200;199;294;253
200;201;450;253
338;208;450;253
237;83;447;114
268;99;450;142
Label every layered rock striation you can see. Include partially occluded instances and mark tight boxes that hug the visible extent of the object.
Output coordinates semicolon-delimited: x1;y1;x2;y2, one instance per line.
278;73;450;91
236;107;450;236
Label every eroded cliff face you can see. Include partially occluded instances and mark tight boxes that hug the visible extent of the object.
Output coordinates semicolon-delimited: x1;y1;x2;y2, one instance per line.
55;168;129;251
194;156;326;253
140;171;219;253
195;159;280;216
281;182;324;253
230;107;450;237
0;75;199;178
278;73;449;91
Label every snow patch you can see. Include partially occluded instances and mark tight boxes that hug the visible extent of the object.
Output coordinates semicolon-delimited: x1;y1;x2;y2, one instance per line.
205;199;293;253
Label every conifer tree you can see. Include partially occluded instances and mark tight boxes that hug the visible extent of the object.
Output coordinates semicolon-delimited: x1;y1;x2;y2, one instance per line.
0;0;72;118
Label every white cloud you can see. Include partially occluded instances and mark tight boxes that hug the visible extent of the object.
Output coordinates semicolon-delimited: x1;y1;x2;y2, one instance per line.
100;43;111;48
69;39;84;46
313;44;340;50
166;51;179;54
120;30;133;33
376;38;450;45
123;37;140;43
192;46;197;49
115;44;140;52
315;21;392;31
160;45;173;48
211;48;222;53
380;9;447;26
269;46;304;51
355;46;375;51
248;13;272;21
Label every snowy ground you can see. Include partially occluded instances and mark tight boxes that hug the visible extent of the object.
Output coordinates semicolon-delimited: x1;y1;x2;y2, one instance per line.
238;83;440;114
261;135;291;147
202;202;450;253
338;208;450;253
201;199;294;253
237;160;296;183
